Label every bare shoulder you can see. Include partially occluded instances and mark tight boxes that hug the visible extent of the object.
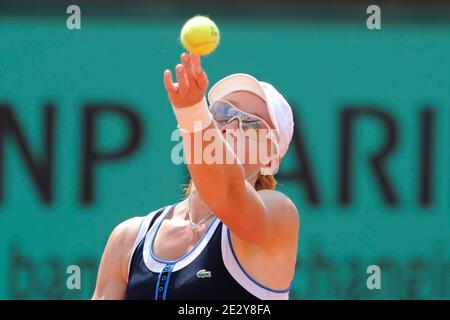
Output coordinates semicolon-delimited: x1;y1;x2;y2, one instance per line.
257;189;300;224
92;216;142;299
110;216;142;244
257;189;300;249
107;216;143;278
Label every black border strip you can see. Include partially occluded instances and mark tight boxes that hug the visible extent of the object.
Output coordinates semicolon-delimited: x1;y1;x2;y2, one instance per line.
0;1;449;23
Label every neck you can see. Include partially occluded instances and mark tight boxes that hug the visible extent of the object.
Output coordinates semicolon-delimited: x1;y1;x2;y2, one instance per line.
187;187;213;223
246;170;260;187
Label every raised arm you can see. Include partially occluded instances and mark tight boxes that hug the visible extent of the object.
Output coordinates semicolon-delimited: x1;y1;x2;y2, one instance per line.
163;53;298;249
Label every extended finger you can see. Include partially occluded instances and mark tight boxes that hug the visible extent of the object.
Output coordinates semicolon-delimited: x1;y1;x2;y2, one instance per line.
190;54;208;90
181;52;198;89
175;64;188;95
163;69;177;96
190;53;203;75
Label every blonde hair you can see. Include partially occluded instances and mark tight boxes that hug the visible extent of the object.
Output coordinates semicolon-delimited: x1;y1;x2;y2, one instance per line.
183;174;277;198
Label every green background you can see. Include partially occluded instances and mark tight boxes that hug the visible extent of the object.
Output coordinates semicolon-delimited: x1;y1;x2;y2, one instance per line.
0;3;449;299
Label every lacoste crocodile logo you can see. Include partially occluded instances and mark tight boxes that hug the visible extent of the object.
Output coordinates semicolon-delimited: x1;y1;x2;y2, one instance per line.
196;269;212;278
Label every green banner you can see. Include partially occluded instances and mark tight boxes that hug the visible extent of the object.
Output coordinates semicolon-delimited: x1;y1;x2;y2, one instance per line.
0;8;449;299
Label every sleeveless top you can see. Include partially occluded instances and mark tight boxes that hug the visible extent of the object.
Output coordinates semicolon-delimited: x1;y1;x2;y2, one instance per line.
125;204;291;300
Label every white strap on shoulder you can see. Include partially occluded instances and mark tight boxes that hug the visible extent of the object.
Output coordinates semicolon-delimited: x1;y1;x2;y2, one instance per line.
131;209;163;254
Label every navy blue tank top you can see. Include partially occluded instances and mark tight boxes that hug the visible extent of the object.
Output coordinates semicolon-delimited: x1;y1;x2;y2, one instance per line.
125;204;291;300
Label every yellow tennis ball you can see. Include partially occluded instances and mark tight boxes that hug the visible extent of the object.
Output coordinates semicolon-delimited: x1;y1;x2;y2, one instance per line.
180;16;220;56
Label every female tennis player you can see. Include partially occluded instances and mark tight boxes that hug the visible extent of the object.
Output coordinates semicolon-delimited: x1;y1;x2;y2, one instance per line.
92;53;299;300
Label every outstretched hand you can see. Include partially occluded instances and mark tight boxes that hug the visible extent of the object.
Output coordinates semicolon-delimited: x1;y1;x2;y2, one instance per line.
163;52;209;109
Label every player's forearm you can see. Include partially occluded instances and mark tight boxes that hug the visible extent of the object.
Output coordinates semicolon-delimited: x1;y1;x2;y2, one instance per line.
174;99;245;206
173;98;272;245
183;125;245;198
